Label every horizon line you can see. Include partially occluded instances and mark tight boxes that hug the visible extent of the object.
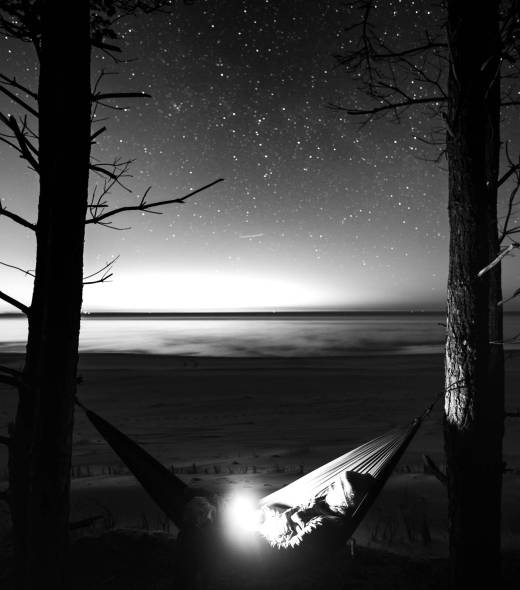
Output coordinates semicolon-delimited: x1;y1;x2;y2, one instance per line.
0;309;453;317
1;309;519;317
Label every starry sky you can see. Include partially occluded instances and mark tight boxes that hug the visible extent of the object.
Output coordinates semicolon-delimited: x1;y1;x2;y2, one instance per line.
1;0;519;312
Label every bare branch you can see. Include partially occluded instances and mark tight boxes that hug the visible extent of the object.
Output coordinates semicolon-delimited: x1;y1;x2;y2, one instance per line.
90;221;131;231
83;256;119;281
83;274;114;285
498;287;520;307
86;178;225;226
0;133;23;154
90;159;133;193
0;260;35;277
500;185;520;243
492;330;520;344
0;289;29;315
91;40;123;55
0;73;37;100
332;0;449;136
90;126;106;143
90;73;151;111
0;83;38;118
498;162;520;188
83;256;119;285
335;42;447;66
328;96;446;118
0;200;36;231
498;143;520;242
0;113;39;171
478;243;519;277
92;91;151;102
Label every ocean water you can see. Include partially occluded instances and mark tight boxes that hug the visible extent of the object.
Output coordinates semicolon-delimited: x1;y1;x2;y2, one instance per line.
1;313;519;356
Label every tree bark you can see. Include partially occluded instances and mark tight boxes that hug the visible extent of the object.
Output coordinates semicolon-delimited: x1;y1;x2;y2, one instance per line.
445;1;504;587
9;1;91;588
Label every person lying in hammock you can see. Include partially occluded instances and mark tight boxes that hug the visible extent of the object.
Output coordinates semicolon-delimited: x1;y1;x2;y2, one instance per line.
257;470;374;549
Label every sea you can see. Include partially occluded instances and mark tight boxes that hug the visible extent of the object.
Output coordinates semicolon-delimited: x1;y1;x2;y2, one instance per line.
1;312;519;357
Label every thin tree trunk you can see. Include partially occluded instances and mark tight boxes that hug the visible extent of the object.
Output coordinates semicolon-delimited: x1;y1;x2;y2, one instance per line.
445;0;504;587
10;1;91;588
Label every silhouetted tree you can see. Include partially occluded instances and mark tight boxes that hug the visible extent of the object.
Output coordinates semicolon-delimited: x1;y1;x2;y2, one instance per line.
333;1;520;586
0;1;221;588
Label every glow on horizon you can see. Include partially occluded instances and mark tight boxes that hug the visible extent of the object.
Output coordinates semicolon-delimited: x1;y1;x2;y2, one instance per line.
81;270;351;312
0;266;450;314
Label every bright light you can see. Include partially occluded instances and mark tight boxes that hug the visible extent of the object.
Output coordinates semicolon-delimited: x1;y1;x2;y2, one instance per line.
223;493;262;538
83;269;339;312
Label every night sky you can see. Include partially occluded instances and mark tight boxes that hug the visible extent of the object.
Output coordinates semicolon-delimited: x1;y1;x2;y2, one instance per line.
1;1;519;312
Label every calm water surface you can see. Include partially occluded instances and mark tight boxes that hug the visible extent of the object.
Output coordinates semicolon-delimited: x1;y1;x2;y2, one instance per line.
1;313;519;356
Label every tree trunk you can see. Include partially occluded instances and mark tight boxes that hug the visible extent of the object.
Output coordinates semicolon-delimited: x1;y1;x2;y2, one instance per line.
9;1;91;588
445;0;504;587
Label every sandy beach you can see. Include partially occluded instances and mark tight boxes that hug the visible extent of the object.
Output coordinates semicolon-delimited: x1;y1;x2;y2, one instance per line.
1;351;520;587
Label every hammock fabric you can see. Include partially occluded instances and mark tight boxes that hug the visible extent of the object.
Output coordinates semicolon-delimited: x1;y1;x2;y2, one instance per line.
76;399;427;544
75;399;188;527
257;419;422;548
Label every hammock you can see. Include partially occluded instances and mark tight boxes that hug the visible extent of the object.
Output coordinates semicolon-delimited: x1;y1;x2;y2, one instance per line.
257;419;422;548
76;399;430;544
75;398;188;527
